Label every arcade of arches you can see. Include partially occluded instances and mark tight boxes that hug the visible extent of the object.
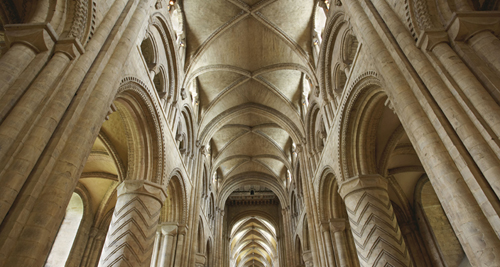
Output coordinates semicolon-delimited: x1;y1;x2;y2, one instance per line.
0;0;500;266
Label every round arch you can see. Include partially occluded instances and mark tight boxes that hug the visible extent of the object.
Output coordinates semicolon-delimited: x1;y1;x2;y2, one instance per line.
218;172;288;209
114;78;166;184
161;169;188;224
336;72;384;180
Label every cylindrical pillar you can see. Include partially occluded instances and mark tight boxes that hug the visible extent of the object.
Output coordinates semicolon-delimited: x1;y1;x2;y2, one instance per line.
0;0;151;265
320;222;337;267
342;0;500;265
339;175;412;267
0;23;57;98
155;223;178;267
329;219;351;267
0;38;82;223
173;225;187;267
399;221;432;267
468;30;500;76
98;180;166;267
86;229;108;267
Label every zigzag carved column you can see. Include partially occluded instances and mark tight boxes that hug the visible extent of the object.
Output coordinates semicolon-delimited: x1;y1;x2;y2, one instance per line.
98;180;167;267
339;175;412;267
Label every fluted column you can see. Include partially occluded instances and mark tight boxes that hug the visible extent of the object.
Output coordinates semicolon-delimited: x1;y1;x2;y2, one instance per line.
339;175;412;267
98;180;166;267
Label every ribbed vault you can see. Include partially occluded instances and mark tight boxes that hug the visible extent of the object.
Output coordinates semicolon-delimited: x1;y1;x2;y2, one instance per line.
230;216;277;267
182;1;324;266
184;0;320;192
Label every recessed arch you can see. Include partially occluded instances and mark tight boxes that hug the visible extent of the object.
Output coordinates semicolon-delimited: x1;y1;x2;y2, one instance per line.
114;77;167;184
161;169;188;224
337;72;383;180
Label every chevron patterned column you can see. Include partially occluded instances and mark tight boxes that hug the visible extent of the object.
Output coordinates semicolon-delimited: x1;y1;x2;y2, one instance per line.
98;180;167;267
339;175;412;267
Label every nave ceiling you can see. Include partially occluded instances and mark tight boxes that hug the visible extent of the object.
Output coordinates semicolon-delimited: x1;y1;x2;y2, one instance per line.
181;0;322;265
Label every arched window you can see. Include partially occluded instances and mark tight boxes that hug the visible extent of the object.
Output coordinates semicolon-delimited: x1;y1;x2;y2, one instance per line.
45;193;84;267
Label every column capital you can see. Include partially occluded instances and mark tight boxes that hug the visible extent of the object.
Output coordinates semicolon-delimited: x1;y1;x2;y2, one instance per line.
177;224;189;235
117;180;167;204
446;11;500;42
416;29;449;51
55;38;85;59
4;23;58;53
329;218;347;232
158;222;179;235
320;221;330;232
338;174;387;198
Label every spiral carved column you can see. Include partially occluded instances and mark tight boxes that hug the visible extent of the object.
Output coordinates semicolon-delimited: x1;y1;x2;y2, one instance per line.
98;180;166;267
339;175;412;267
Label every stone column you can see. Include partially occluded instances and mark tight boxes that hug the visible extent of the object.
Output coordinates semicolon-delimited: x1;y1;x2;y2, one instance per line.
82;228;108;267
342;0;500;265
339;175;412;267
173;225;187;267
0;23;57;97
399;221;432;267
320;221;336;267
214;208;225;266
329;219;351;267
98;180;166;267
454;12;500;75
151;223;179;267
0;37;84;223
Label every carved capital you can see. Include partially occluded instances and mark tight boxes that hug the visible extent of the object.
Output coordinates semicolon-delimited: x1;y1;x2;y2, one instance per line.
446;12;500;42
177;224;189;235
416;29;449;51
329;218;346;232
320;221;330;232
159;222;179;235
55;38;85;59
117;180;167;204
4;23;58;53
338;174;388;199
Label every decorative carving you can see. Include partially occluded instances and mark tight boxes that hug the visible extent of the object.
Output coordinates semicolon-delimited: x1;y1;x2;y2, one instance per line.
69;0;89;40
118;77;167;185
99;181;165;267
341;175;412;266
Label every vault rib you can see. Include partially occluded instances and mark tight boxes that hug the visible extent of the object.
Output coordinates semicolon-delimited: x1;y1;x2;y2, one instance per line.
183;64;251;89
251;11;315;72
214;154;290;174
184;10;249;74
